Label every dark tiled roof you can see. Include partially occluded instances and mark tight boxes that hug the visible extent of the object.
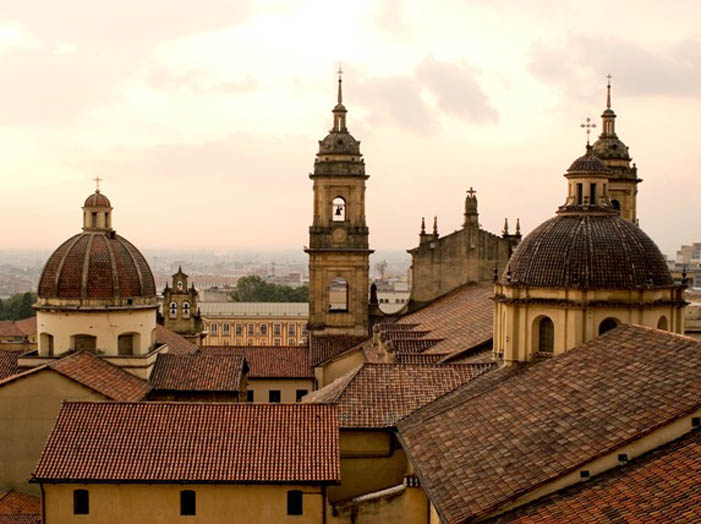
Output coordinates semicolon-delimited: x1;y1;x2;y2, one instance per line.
394;353;445;365
486;431;701;523
398;325;701;524
150;353;245;392
0;516;39;524
0;352;21;380
34;402;340;483
38;232;155;301
304;363;494;428
83;190;111;207
203;346;313;378
503;214;674;289
389;339;443;353
309;334;368;367
567;150;609;173
155;325;199;355
0;490;39;514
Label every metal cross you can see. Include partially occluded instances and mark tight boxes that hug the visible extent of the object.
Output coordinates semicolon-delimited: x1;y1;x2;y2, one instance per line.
580;117;596;146
337;66;343;78
466;187;476;197
93;176;103;191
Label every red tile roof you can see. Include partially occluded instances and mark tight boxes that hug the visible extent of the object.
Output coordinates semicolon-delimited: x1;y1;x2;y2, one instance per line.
394;353;444;365
397;325;701;524
203;346;313;378
0;322;25;338
13;318;36;337
486;431;701;523
309;334;369;367
150;353;245;392
0;352;21;380
0;490;39;514
0;352;151;401
155;324;199;355
33;402;340;483
303;362;495;428
0;516;39;524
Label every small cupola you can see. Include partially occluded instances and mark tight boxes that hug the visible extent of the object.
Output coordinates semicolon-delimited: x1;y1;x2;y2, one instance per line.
82;178;113;232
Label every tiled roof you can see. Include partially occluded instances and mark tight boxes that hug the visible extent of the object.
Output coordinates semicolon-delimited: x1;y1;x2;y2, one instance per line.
309;334;369;367
83;190;111;207
155;324;199;355
486;431;701;523
0;490;39;514
199;302;308;317
397;325;701;524
394;283;494;354
150;353;245;392
38;232;156;301
394;353;444;365
0;352;21;380
0;322;25;338
203;346;313;378
34;402;340;483
389;339;443;353
502;214;675;289
13;317;36;337
0;515;39;524
304;362;494;428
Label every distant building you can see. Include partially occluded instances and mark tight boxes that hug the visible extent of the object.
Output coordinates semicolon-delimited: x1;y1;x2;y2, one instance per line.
0;317;36;352
199;302;308;346
161;267;205;345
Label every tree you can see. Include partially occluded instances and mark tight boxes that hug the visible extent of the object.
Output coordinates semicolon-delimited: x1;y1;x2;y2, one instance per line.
0;292;37;321
230;276;308;303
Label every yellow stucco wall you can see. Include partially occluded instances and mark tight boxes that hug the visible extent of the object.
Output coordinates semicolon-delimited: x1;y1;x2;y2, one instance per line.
42;483;326;524
0;370;105;493
247;378;314;403
203;317;308;346
316;349;365;388
37;308;156;356
330;486;429;524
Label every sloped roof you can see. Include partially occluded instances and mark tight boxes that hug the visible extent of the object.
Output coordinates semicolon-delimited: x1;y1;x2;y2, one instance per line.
150;353;245;392
13;318;36;337
485;431;701;523
0;490;39;514
309;334;369;367
203;346;313;378
34;402;340;483
397;325;701;524
155;324;198;355
0;322;25;338
0;352;21;380
0;352;151;401
304;362;495;428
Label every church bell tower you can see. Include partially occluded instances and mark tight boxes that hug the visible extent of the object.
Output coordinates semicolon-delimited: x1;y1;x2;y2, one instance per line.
306;70;372;337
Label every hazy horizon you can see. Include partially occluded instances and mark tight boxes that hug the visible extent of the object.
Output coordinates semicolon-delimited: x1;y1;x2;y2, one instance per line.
1;1;700;257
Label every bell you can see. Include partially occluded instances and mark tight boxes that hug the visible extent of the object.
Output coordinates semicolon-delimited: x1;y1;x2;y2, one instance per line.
335;206;343;216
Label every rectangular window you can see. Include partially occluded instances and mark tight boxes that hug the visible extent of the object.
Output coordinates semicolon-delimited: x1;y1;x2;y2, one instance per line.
576;183;583;205
223;323;230;335
274;338;281;346
296;389;308;402
289;338;296;346
273;323;281;336
180;490;196;516
247;323;255;336
235;323;243;336
301;324;308;336
269;390;281;403
260;323;268;336
287;490;303;516
288;323;296;337
590;183;597;205
73;489;89;515
210;323;218;334
246;390;254;403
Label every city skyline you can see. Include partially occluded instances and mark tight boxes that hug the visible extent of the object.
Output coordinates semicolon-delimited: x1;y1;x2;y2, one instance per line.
1;0;700;256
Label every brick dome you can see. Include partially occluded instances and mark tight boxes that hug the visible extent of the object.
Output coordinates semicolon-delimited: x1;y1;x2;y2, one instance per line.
38;232;156;307
84;191;111;208
503;214;674;290
567;151;609;174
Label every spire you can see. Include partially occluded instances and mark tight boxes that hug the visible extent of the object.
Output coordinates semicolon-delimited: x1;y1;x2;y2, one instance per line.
331;66;348;133
433;216;438;236
420;217;426;235
600;75;617;137
516;218;521;235
503;218;509;235
337;66;343;104
606;74;612;109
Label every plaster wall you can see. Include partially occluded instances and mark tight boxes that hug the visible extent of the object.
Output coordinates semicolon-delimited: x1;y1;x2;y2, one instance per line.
246;378;314;404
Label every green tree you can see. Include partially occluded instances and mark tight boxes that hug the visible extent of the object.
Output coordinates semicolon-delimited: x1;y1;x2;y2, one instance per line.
230;276;308;303
0;292;37;321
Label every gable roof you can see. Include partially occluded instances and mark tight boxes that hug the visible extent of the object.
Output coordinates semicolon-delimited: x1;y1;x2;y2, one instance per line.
397;325;701;524
0;490;39;514
0;352;21;380
203;346;313;378
485;430;701;523
154;324;198;355
150;353;245;392
13;318;36;337
33;402;340;484
309;334;369;367
304;362;495;429
0;352;151;401
0;322;25;338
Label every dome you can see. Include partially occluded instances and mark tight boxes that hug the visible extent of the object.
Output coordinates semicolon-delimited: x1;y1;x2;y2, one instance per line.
318;131;361;155
567;151;609;174
84;191;111;208
503;214;674;289
38;232;156;306
591;136;631;162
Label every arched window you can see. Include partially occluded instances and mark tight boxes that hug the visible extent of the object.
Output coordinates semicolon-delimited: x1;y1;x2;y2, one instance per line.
118;334;135;356
169;302;178;319
657;316;668;331
599;317;620;335
537;317;554;353
611;199;621;211
40;333;54;357
329;277;349;312
176;280;184;291
182;301;191;319
71;334;97;353
332;197;346;222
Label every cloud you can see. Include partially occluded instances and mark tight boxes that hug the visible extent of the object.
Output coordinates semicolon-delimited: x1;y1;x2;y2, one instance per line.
146;67;258;94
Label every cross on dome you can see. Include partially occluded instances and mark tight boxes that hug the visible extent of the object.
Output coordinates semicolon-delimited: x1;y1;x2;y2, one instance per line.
580;117;596;146
93;176;103;192
467;187;477;197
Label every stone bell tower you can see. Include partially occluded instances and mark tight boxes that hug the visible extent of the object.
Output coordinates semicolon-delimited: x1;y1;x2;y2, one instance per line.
162;267;204;345
305;70;372;337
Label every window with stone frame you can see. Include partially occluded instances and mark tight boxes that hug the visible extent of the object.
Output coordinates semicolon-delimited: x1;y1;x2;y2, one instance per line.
222;323;230;335
182;301;191;319
247;323;255;336
169;302;177;319
235;323;243;336
273;323;282;336
260;323;268;336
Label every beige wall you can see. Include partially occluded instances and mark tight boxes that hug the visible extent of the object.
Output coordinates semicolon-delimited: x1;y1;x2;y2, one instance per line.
202;317;308;347
0;370;105;493
247;378;313;404
330;486;429;524
37;308;157;356
316;349;365;388
42;483;326;524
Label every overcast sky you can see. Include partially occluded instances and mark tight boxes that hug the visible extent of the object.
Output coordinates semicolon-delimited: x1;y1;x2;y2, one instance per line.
1;0;699;257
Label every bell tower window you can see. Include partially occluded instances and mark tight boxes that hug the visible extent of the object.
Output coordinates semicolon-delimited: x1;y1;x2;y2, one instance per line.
177;280;184;291
329;277;349;312
332;197;346;222
169;302;178;319
182;301;191;319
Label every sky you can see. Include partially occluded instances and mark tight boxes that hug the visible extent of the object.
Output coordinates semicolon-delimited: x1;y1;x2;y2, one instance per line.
1;0;700;257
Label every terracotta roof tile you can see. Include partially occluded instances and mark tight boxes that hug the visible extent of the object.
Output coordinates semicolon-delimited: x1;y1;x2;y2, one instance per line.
309;334;368;367
203;346;313;378
397;325;701;524
0;352;21;380
0;322;25;338
486;431;701;523
394;353;445;365
33;402;340;483
154;324;199;355
13;318;36;337
0;491;39;514
0;516;40;524
150;353;245;392
304;363;494;428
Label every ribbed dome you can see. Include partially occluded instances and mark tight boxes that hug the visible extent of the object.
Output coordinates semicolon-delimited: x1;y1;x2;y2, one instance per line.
503;214;674;289
318;131;361;155
84;191;111;208
592;136;631;162
567;152;609;174
38;232;156;305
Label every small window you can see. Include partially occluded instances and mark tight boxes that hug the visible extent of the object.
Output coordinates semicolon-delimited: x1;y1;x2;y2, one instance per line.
73;489;89;515
246;390;254;403
269;390;281;403
117;334;134;356
329;277;349;312
91;212;98;228
273;323;282;336
235;324;243;336
73;334;97;353
289;338;296;346
210;323;218;334
590;183;597;205
599;317;620;335
296;389;308;402
247;339;254;346
248;323;255;336
176;280;184;291
260;323;268;336
332;197;346;222
182;301;191;319
287;490;303;516
657;316;669;331
611;199;621;211
288;323;296;337
576;183;583;205
222;323;230;335
169;302;178;319
538;317;554;353
301;324;308;336
274;338;281;346
180;490;196;516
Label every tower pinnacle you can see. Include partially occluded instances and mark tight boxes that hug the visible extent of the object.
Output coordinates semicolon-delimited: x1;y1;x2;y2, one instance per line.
337;66;343;104
606;74;612;109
